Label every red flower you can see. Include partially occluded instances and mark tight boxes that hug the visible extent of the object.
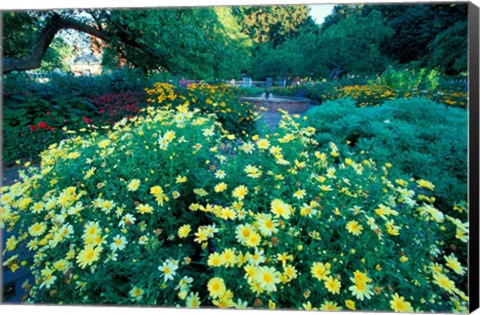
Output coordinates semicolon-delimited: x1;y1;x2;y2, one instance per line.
38;122;47;129
47;126;55;131
30;125;37;132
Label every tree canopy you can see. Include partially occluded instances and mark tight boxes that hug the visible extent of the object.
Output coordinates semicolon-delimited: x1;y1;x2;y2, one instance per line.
2;3;469;79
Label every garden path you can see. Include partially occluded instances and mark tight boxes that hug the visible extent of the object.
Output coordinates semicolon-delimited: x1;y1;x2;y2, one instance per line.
2;165;34;303
255;106;312;132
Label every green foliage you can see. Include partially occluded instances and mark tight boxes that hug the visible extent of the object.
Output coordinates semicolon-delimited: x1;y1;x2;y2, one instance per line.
40;37;74;72
375;68;440;94
2;106;468;311
233;5;311;47
2;71;152;165
426;20;468;75
2;11;40;58
103;8;250;79
3;11;74;71
366;3;468;74
306;98;467;214
314;10;393;78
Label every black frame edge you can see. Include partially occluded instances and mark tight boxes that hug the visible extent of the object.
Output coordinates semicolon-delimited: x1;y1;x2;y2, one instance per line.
468;1;480;313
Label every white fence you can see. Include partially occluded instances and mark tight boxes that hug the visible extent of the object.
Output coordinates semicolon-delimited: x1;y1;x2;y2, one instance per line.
225;77;286;88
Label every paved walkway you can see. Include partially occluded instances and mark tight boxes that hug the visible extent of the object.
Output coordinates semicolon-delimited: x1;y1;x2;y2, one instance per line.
255;106;311;133
2;165;32;303
2;166;23;187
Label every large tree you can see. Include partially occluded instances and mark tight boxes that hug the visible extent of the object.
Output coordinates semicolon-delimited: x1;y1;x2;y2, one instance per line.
2;8;251;79
364;3;468;74
313;9;394;79
233;5;312;48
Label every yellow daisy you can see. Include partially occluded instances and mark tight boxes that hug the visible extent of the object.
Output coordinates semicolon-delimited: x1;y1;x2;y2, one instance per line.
389;293;414;312
76;244;102;269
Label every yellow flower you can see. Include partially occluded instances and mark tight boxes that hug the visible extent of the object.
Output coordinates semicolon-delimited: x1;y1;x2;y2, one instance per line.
28;222;47;237
256;214;278;236
389;293;414;312
208;252;225;267
293;189;306;199
270;199;292;219
186;292;201;308
129;286;145;301
175;175;187;183
221;248;237;267
214;182;228;193
178;224;191;238
433;272;457;294
67;152;81;159
193;188;209;196
164;130;176;141
136;203;154;214
84;167;96;180
302;301;317;310
311;262;331;281
127;179;140;191
82;221;101;243
349;280;374;301
245;231;261;247
320;301;341;311
268;300;276;310
256;138;270;149
324;276;342;294
207;277;226;299
76;244;102;269
417;179;435;190
255;266;281;292
345;299;356;310
235;224;254;244
150;186;164;195
232;185;248;200
277;252;294;266
283;264;298;281
386;220;401;236
194;228;209;243
346;220;363;236
98;139;111;149
220;207;236;220
445;253;466;275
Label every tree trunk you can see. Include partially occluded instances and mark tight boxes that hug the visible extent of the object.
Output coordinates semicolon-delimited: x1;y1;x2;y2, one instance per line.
2;13;169;74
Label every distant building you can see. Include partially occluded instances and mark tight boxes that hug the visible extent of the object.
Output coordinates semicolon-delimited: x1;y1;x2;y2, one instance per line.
70;53;102;76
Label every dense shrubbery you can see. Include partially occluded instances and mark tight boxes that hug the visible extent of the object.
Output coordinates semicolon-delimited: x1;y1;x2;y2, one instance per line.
1;104;469;311
146;82;258;137
305;97;468;215
2;74;149;165
267;69;467;108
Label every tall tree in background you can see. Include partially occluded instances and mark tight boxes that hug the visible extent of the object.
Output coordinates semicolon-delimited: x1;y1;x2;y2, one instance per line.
313;9;393;79
365;3;468;74
233;5;312;48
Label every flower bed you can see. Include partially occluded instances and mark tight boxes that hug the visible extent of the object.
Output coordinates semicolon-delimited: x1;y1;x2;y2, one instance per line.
1;102;469;312
146;82;258;137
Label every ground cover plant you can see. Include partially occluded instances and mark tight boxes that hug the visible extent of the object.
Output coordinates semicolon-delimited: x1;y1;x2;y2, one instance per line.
1;100;469;312
305;97;468;216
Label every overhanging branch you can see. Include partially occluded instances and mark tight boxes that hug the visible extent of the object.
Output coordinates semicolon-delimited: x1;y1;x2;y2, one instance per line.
2;12;169;74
